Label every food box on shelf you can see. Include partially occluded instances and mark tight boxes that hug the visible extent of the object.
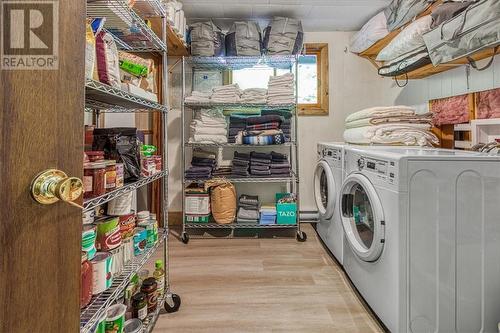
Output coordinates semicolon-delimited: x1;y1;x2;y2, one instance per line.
276;193;297;225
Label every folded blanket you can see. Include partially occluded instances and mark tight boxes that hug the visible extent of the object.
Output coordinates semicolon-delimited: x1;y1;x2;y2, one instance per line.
242;132;286;145
246;122;280;131
237;207;260;220
190;126;227;136
189;134;228;144
246;115;283;125
343;123;439;147
223;108;261;116
345;113;433;129
240;194;259;205
345;106;415;123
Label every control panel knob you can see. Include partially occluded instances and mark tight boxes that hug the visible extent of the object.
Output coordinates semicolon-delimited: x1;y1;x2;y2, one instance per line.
358;158;365;170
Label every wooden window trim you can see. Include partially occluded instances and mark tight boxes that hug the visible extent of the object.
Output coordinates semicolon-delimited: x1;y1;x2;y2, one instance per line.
298;43;329;116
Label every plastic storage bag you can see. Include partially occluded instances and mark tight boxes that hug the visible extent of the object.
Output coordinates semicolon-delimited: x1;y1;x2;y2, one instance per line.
205;179;236;224
92;128;141;182
384;0;435;32
349;12;389;54
263;17;303;55
95;30;121;88
226;21;262;56
376;15;432;62
189;21;225;57
423;0;500;66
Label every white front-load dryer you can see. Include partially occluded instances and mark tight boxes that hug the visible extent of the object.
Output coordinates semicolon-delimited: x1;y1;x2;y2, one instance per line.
314;142;345;264
341;146;500;333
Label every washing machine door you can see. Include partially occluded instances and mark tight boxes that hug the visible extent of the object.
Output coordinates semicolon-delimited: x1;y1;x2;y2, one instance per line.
340;173;385;262
314;160;336;221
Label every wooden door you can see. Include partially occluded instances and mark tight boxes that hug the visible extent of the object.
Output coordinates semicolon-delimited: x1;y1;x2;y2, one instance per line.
0;1;85;332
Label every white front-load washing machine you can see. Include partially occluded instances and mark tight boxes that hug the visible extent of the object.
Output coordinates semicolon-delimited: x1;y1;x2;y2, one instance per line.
340;146;500;333
314;142;345;264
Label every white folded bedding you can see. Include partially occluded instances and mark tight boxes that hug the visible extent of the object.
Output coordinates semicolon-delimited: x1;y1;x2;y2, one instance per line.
344;123;439;147
345;106;415;123
189;134;228;144
190;125;227;136
345;113;433;129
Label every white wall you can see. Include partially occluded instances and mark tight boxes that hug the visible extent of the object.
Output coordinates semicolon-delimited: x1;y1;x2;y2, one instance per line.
298;32;400;211
394;57;500;107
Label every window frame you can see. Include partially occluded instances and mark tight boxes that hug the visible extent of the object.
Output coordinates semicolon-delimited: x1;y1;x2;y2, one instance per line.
298;43;329;116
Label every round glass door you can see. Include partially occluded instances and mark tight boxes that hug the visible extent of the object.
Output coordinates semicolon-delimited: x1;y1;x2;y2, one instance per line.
341;173;385;262
314;160;336;221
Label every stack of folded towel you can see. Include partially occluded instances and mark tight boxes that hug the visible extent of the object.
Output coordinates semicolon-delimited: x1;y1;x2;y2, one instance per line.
228;116;247;144
343;106;439;147
250;152;272;176
242;115;285;145
270;151;291;176
185;91;211;104
231;151;250;177
267;73;295;105
240;88;268;104
211;84;242;104
189;109;228;144
237;194;260;224
259;204;277;225
185;150;216;180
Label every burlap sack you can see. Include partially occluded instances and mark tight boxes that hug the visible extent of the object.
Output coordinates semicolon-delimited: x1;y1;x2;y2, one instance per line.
205;179;236;224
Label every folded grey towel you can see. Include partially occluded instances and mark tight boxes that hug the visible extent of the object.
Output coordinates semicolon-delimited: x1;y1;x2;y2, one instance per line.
237;207;260;220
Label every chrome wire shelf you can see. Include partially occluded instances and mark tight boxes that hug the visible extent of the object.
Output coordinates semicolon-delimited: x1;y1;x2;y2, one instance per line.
184;172;297;184
185;223;297;229
132;0;166;18
86;0;166;52
185;55;298;70
185;101;295;110
80;232;166;333
141;292;167;333
185;142;295;148
85;79;168;112
83;170;168;212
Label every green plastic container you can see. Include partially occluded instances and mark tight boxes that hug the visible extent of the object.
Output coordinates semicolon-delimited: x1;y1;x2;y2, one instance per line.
105;304;126;333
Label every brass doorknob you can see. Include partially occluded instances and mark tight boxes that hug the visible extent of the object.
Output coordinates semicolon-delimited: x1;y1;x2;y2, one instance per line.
31;169;84;208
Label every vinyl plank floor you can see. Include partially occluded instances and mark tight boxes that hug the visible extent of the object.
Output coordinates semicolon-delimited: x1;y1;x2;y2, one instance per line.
149;224;383;333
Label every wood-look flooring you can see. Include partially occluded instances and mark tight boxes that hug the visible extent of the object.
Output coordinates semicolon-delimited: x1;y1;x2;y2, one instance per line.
150;224;383;333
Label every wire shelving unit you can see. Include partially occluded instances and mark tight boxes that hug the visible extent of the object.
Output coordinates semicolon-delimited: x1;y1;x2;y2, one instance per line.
82;1;180;331
180;55;306;243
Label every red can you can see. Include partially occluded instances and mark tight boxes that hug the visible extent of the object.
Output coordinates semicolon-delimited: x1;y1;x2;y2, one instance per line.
80;252;93;308
119;213;136;239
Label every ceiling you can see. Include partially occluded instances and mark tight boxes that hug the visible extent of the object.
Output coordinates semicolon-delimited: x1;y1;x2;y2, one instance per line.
181;0;391;32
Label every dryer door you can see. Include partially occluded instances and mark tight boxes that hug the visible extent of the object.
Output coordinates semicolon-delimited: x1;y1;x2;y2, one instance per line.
314;160;336;221
340;173;385;262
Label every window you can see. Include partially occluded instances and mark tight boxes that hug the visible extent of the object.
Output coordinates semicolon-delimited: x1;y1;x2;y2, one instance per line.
231;43;329;116
298;43;329;116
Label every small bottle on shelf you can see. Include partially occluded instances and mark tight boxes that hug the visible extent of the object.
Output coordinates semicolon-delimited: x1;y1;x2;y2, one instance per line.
153;260;165;297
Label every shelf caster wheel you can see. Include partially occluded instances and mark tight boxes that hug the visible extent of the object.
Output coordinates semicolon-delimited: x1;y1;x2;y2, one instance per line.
296;231;307;242
164;293;181;313
181;232;189;244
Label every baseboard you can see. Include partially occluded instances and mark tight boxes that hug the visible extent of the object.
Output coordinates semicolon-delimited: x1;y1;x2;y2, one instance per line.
168;211;183;226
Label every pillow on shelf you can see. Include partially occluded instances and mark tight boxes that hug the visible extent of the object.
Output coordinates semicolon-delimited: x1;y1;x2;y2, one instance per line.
376;15;432;62
349;12;389;54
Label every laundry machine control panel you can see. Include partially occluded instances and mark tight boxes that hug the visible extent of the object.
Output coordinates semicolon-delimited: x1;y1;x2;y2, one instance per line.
358;157;398;186
324;148;341;161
